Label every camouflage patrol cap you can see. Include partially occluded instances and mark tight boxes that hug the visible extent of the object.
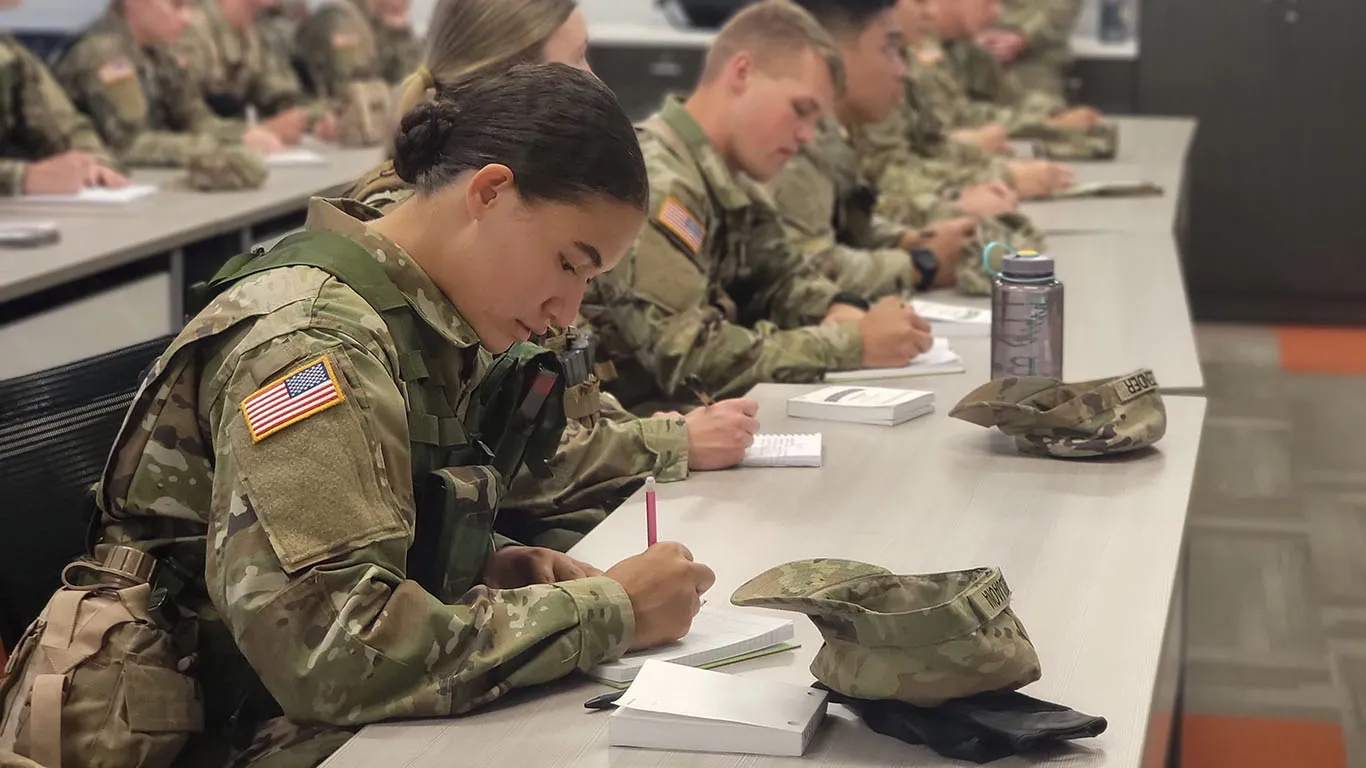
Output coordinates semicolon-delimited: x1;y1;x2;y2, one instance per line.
732;559;1041;706
1014;121;1119;161
186;146;269;192
949;369;1167;457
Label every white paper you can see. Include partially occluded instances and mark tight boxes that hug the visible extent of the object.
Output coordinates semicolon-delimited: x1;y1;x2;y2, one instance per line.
617;660;826;729
741;433;822;468
267;148;328;167
18;184;157;205
825;338;965;381
910;299;991;327
791;385;932;409
590;606;795;684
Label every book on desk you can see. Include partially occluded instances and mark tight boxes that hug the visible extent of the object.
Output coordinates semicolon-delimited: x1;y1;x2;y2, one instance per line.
587;606;797;687
788;386;935;427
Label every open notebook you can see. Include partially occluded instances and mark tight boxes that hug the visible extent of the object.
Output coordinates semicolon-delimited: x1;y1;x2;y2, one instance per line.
588;606;797;687
910;299;991;337
741;433;822;468
609;660;829;757
826;337;965;381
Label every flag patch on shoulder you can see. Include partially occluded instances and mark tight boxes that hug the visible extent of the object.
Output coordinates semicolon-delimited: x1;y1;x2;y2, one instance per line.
98;60;135;85
657;196;704;254
240;357;345;442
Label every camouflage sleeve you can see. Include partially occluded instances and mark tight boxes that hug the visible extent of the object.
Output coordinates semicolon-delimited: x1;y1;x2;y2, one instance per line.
0;160;26;196
998;0;1084;48
593;211;862;401
378;26;422;84
152;46;247;145
202;320;634;724
11;40;115;166
249;28;310;116
501;395;688;550
296;6;371;98
768;153;913;299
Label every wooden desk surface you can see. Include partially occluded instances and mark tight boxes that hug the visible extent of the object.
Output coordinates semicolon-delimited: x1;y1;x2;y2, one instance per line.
323;395;1207;768
0;146;382;303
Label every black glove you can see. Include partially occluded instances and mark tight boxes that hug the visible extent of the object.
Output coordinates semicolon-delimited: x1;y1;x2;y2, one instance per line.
816;684;1107;764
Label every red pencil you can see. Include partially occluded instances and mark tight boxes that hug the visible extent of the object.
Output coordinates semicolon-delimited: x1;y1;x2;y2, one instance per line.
645;476;658;547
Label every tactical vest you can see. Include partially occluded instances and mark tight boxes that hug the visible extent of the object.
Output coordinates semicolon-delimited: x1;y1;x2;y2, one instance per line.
0;230;568;768
196;229;569;598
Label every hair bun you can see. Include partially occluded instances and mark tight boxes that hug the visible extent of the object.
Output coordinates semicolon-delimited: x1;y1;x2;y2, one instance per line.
392;101;451;184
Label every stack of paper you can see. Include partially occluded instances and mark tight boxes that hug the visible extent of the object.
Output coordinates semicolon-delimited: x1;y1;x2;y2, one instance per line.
910;299;991;337
788;385;935;426
18;184;157;205
740;433;822;468
588;606;797;687
609;660;829;757
826;337;965;382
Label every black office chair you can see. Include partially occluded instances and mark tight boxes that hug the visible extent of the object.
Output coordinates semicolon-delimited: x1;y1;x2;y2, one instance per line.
0;335;173;650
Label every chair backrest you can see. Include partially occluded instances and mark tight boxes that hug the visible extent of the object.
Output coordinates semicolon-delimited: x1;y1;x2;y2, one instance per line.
0;335;173;649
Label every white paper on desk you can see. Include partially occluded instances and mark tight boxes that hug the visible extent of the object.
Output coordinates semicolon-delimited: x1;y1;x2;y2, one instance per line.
589;606;795;685
825;337;965;381
610;660;828;757
741;433;822;468
266;148;328;167
1048;180;1164;200
910;299;990;337
17;184;157;205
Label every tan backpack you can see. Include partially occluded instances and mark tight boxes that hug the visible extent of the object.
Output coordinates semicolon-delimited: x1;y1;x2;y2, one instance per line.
0;547;203;768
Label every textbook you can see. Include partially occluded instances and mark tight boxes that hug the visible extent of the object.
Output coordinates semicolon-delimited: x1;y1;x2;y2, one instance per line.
609;660;829;757
825;338;965;382
588;606;797;686
787;385;935;427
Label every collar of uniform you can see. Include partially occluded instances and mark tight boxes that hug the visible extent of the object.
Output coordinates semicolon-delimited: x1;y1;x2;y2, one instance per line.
658;96;751;211
303;197;482;349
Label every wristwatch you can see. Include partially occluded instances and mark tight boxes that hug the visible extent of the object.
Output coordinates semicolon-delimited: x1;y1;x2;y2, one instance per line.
911;248;939;292
829;292;871;311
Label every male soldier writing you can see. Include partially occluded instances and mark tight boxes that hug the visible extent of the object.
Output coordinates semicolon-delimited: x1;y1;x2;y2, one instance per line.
768;0;972;299
56;0;288;168
583;0;934;412
0;0;128;194
176;0;339;146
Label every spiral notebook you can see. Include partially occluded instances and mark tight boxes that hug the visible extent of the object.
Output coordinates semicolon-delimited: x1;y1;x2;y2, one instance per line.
741;433;822;468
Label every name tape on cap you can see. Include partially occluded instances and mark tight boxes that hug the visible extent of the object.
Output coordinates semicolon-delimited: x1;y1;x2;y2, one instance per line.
1115;370;1159;403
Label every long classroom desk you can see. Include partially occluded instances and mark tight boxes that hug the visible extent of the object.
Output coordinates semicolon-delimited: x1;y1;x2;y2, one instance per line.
323;393;1207;768
0;145;384;379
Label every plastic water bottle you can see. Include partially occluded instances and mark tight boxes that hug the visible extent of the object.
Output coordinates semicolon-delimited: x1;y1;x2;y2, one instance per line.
990;250;1064;379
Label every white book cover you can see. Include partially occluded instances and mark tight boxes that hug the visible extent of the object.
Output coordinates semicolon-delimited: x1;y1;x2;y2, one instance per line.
825;338;965;381
609;660;829;757
788;385;935;426
267;148;328;167
910;299;991;337
588;606;795;685
740;433;822;468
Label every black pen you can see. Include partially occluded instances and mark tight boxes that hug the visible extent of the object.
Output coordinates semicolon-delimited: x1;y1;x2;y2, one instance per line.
583;690;624;710
683;374;716;406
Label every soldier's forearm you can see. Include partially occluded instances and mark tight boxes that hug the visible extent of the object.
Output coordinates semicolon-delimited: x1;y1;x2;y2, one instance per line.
0;160;28;196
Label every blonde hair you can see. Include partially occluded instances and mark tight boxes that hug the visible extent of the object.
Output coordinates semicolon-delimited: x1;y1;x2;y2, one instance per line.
393;0;577;120
699;0;846;94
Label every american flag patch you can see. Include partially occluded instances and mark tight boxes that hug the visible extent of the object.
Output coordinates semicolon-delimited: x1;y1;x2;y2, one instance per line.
657;196;704;254
240;357;345;442
98;60;135;85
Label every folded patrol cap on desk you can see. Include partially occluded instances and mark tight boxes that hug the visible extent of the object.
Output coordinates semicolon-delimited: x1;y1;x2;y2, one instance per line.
186;145;269;192
949;369;1167;458
732;559;1041;706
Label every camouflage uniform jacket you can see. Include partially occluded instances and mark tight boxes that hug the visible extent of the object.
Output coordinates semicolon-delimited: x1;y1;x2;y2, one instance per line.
940;39;1062;129
0;35;116;195
93;197;635;753
767;119;915;299
581;97;863;411
342;163;691;551
55;11;244;168
176;0;311;119
296;1;420;98
995;0;1083;98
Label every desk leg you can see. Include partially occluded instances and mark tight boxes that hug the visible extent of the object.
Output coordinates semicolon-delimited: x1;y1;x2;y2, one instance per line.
169;248;186;331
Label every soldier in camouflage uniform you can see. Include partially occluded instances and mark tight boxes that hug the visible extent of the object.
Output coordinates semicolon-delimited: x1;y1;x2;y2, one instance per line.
295;0;422;99
347;168;761;552
0;15;128;195
85;66;714;767
55;0;289;169
175;0;338;148
584;1;936;412
978;0;1082;103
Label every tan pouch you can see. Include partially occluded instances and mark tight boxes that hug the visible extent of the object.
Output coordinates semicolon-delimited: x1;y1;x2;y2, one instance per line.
335;79;394;148
0;551;202;768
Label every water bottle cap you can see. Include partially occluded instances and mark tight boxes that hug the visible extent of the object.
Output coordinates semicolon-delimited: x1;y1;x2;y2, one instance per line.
1001;250;1054;280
